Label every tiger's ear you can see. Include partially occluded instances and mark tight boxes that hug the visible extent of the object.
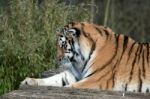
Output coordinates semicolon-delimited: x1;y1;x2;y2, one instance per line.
68;21;77;26
68;28;80;37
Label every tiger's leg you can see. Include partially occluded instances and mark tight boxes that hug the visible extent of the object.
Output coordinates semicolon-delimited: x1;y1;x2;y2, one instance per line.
21;70;77;87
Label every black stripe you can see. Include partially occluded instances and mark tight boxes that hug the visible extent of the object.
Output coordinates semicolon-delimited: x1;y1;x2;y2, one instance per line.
142;50;146;78
123;36;129;52
127;42;136;63
146;43;149;66
94;27;103;36
104;29;109;36
96;71;110;81
103;27;110;36
74;75;80;81
115;34;119;50
146;88;149;93
62;78;66;86
128;42;136;57
84;71;95;78
103;29;110;40
138;69;142;92
129;44;140;82
110;60;119;88
125;83;128;91
116;35;128;67
138;44;143;63
112;73;115;88
84;67;110;81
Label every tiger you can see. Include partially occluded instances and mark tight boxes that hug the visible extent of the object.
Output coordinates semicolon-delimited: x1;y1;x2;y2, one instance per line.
21;22;150;93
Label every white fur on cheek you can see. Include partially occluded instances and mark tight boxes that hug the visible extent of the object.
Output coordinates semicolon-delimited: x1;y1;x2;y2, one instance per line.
64;52;73;59
59;36;66;47
64;41;73;59
61;37;66;42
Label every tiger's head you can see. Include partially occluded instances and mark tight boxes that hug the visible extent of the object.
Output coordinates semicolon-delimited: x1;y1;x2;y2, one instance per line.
56;24;84;69
56;22;112;71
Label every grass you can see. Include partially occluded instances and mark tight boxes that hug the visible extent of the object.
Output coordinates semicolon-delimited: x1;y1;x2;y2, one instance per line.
0;0;90;95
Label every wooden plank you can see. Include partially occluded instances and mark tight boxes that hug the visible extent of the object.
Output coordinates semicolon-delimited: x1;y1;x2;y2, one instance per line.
1;69;150;99
2;85;150;99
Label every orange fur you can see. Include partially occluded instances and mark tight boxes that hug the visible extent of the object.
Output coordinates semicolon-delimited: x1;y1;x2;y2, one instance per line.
57;22;150;92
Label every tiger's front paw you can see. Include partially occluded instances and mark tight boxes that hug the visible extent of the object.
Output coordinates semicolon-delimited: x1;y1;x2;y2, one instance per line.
21;77;38;86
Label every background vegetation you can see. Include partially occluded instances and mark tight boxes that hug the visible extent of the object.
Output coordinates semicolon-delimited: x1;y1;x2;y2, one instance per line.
0;0;90;95
0;0;150;95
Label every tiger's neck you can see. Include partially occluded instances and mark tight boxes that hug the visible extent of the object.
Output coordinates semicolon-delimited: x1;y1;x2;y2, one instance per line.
81;32;116;77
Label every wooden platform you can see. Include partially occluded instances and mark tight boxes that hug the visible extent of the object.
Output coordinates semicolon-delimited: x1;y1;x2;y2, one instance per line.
2;85;150;99
1;69;150;99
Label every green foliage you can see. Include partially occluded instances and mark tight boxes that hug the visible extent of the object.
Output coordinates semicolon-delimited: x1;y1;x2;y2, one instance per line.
0;0;90;95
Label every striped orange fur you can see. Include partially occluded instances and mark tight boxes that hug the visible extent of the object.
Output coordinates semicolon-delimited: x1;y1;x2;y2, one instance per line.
57;22;150;92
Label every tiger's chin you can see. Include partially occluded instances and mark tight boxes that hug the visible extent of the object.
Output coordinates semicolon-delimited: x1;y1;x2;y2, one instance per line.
58;57;73;69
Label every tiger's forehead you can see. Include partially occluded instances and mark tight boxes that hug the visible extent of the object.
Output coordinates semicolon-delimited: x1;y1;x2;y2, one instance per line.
57;22;79;34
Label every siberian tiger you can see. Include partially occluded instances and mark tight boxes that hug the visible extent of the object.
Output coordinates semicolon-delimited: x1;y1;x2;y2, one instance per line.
21;22;150;93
